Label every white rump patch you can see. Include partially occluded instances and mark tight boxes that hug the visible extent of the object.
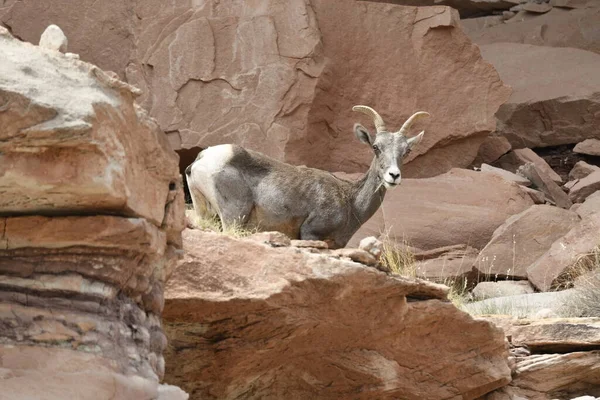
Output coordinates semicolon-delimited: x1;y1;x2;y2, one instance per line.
188;144;235;217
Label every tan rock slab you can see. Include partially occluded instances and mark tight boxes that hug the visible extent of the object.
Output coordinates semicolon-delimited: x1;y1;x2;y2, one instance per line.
331;248;378;266
520;186;546;204
497;149;562;183
480;43;600;150
522;2;553;13
528;213;600;291
414;245;479;282
473;135;512;165
574;191;600;219
291;239;329;249
481;163;531;186
569;170;600;203
474;205;580;279
163;229;510;399
0;345;168;400
249;231;292;247
0;28;180;226
502;318;600;352
1;215;166;253
350;168;534;251
569;161;600;181
574;139;600;156
517;163;572;209
512;351;600;393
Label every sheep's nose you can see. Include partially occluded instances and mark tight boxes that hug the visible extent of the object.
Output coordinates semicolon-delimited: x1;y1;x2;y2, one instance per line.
388;171;400;180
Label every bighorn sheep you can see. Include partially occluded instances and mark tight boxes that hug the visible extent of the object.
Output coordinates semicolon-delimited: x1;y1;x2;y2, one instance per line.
185;106;429;248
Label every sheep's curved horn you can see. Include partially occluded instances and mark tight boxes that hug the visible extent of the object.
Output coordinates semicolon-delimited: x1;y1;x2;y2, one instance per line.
352;105;387;133
396;112;430;136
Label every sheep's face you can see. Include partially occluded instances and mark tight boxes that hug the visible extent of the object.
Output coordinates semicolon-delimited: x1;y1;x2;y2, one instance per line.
354;125;424;189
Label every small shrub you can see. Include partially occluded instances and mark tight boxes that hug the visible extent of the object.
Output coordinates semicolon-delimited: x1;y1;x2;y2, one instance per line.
559;269;600;318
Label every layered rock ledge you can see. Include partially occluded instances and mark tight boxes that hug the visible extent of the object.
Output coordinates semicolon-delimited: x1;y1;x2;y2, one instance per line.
0;26;186;399
163;229;511;399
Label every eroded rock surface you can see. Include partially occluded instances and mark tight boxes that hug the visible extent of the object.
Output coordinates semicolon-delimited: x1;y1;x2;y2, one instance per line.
480;43;600;150
0;26;186;399
474;205;580;279
163;229;511;399
528;214;600;291
1;0;510;178
348;168;533;250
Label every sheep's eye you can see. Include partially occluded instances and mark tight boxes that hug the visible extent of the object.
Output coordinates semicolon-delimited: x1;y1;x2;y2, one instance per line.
372;145;380;153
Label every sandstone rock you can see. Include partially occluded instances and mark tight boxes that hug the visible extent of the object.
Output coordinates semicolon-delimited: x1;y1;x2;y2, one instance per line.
550;0;598;8
480;43;600;150
3;1;508;179
163;229;511;399
0;26;186;399
249;231;292;247
463;5;600;55
481;163;531;186
413;245;479;282
569;161;600;181
528;214;600;291
574;139;600;156
0;26;180;227
569;170;600;203
564;179;580;191
497;148;562;183
291;239;329;249
574;191;600;219
522;2;552;13
331;248;378;266
290;2;511;179
518;163;572;209
38;24;67;52
349;168;533;250
472;281;535;300
473;135;512;165
359;236;383;259
520;186;546;204
501;318;600;353
474;205;580;279
0;346;171;400
512;351;600;394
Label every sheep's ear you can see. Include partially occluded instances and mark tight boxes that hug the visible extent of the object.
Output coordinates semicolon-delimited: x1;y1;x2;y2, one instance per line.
354;124;373;146
406;131;424;150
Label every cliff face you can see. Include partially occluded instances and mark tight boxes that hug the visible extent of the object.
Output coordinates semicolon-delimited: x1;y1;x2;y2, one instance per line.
0;0;510;178
0;25;187;400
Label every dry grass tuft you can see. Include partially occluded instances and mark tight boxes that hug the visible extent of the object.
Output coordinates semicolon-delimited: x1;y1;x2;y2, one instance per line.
379;231;471;308
185;205;257;238
379;232;417;278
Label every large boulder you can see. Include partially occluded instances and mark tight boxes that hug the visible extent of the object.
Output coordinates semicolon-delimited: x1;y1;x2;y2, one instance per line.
568;170;600;203
0;25;180;228
1;1;510;178
349;168;534;250
479;43;600;149
528;214;600;291
462;4;600;55
0;26;187;399
473;205;580;279
163;229;512;399
481;316;600;399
